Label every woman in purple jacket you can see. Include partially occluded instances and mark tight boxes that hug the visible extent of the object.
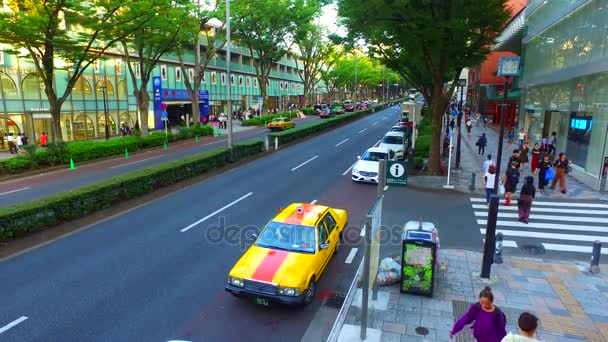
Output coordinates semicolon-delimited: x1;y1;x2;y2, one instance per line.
450;287;507;341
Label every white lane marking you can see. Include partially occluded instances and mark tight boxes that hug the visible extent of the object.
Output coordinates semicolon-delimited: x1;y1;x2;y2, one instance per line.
483;239;518;248
0;316;28;334
180;192;254;232
383;185;388;191
345;248;358;264
0;187;30;196
474;211;608;223
480;228;608;243
310;200;318;204
469;197;608;208
342;161;358;175
470;204;608;215
476;219;608;233
291;155;319;171
542;243;608;254
358;128;367;134
110;156;163;169
374;139;382;147
335;138;350;147
372;122;379;126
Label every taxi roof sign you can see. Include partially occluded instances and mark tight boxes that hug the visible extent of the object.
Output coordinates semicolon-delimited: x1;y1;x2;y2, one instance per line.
296;206;304;215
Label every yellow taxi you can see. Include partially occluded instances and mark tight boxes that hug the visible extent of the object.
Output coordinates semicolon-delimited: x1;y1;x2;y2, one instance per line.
267;117;295;131
225;203;348;305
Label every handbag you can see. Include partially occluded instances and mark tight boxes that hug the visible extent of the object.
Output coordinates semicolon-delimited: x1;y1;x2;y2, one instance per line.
545;168;555;181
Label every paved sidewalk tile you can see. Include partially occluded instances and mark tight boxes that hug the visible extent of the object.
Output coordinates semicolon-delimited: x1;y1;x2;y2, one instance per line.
338;249;608;342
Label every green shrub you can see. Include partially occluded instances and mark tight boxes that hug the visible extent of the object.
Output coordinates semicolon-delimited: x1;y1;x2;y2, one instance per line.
1;156;34;173
0;140;264;242
43;141;70;165
414;156;425;170
302;107;314;115
242;112;297;126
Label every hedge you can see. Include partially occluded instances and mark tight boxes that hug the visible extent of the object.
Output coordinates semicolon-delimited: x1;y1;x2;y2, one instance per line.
0;140;264;242
268;105;382;145
413;117;432;159
241;111;298;126
302;107;314;115
0;124;213;175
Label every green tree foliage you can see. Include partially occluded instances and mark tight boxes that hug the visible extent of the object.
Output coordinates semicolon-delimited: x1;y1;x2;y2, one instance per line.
339;0;510;174
119;0;197;135
0;0;160;141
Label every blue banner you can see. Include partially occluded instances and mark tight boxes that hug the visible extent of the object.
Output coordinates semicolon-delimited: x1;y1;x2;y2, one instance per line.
153;76;163;129
199;90;210;121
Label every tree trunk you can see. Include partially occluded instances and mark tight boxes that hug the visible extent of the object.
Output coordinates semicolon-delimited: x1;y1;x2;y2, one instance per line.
259;80;268;114
427;84;447;175
302;86;309;108
49;101;63;142
191;79;200;124
136;88;150;135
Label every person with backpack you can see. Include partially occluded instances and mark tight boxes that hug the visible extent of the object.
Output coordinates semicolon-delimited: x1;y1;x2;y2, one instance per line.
501;312;542;342
450;287;507;341
476;133;488;155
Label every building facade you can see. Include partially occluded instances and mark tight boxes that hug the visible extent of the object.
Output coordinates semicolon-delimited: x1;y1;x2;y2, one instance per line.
520;0;608;190
0;35;306;144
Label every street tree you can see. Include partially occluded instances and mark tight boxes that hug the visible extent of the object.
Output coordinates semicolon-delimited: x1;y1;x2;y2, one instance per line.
0;0;158;141
120;0;197;135
232;0;320;114
339;0;510;174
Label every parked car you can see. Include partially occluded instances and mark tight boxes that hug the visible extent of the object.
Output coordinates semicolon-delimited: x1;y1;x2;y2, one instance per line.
379;131;407;160
330;106;345;115
351;147;389;183
267;117;295;131
314;103;331;118
343;100;355;112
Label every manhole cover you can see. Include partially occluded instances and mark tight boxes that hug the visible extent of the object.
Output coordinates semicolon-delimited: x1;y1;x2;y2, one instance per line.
415;326;429;336
521;244;546;255
325;293;346;308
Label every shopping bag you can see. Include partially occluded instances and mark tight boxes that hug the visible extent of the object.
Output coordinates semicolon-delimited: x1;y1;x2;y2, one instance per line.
545;168;555;181
499;183;505;195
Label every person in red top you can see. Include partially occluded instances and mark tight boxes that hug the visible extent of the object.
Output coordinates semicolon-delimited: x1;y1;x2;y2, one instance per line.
40;131;48;147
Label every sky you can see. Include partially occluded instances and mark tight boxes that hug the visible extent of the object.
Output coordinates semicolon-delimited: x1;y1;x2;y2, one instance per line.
319;3;346;37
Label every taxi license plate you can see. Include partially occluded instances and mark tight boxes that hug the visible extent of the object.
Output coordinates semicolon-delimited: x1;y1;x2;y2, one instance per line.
255;297;270;306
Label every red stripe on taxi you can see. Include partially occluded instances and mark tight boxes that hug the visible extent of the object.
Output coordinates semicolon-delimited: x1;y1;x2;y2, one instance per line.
250;249;289;282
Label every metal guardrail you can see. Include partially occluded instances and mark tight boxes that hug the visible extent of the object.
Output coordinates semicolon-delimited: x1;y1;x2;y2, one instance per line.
326;259;363;342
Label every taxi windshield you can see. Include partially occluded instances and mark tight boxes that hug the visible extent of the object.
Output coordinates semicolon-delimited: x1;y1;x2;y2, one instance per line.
256;221;316;254
382;136;403;145
361;151;387;161
272;118;284;122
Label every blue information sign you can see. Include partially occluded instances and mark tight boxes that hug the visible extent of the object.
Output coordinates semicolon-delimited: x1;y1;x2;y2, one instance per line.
153;76;162;129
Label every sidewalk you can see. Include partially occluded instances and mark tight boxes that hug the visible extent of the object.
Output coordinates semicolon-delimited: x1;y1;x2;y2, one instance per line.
410;122;608;201
336;249;608;342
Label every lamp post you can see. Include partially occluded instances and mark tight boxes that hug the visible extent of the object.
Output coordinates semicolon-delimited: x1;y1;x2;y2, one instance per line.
225;0;233;151
481;56;520;279
100;86;109;140
455;78;466;169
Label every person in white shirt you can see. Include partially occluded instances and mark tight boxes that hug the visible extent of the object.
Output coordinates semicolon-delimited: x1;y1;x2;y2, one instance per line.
518;129;526;149
484;165;496;205
483;154;494;174
7;132;17;154
16;133;23;152
501;312;542;342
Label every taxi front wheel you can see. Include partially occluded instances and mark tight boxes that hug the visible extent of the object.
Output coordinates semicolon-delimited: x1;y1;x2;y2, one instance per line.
303;279;316;305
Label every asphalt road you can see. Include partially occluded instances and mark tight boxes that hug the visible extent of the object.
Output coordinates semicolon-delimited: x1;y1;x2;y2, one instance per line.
0;105;414;341
0;116;321;207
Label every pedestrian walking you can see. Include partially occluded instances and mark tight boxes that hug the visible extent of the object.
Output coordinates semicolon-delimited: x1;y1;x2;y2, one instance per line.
538;154;552;193
7;132;17;154
485;165;496;205
551;152;570;194
501;312;542;342
507;149;521;170
518;129;526;149
39;131;48;147
507;129;515;147
16;133;23;153
476;133;487;155
530;143;541;174
518;176;535;224
548;132;557;157
502;161;520;206
450;287;507;342
466;118;473;136
475;113;481;128
483;154;494;174
519;142;529;170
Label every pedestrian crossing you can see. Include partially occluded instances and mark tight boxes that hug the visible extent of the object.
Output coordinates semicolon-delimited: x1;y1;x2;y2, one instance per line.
469;197;608;255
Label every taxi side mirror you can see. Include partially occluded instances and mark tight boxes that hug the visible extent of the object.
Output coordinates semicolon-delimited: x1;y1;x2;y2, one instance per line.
320;243;329;250
250;233;258;240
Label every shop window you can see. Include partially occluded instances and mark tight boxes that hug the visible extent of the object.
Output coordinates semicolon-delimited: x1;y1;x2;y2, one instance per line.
119;112;134;127
73;114;95;140
6;118;21;135
22;74;45;99
72;77;93;97
98;113;116;136
0;73;18;98
567;112;592;167
117;80;128;99
95;80;114;97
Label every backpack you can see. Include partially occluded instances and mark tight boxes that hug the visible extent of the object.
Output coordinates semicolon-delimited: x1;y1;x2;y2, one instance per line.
471;303;506;329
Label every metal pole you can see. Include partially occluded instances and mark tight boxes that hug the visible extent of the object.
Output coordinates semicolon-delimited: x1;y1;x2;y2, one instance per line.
101;87;109;140
360;217;372;340
444;131;454;188
377;159;386;198
354;52;358;102
226;0;233;151
481;76;510;279
455;85;463;168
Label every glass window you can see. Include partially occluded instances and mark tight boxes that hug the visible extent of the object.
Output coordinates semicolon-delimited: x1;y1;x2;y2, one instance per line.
119;112;134;127
98;113;116;136
255;221;315;254
361;150;387;161
323;213;337;234
117;80;128;99
567;112;592;166
317;221;328;245
73;114;95;140
382;135;403;144
22;74;44;99
72;77;93;97
95;80;114;97
61;113;73;141
0;73;18;98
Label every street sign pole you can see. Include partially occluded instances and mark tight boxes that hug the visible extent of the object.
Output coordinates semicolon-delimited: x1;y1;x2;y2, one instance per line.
360;217;372;341
226;0;233;155
443;128;454;189
377;159;387;199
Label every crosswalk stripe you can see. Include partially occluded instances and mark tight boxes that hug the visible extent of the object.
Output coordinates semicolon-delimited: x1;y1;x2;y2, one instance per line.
542;243;608;254
469;197;608;208
471;204;608;215
476;219;608;233
474;211;608;224
480;228;608;243
483;239;518;248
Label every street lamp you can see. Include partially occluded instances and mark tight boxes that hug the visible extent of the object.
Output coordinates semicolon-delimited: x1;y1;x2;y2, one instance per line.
100;86;109;140
481;56;520;279
455;78;467;169
226;0;233;152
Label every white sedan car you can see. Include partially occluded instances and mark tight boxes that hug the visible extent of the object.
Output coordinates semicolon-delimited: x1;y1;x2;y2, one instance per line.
352;147;389;183
379;131;406;160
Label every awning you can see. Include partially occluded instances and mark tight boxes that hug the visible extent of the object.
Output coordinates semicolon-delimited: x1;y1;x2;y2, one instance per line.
493;8;525;54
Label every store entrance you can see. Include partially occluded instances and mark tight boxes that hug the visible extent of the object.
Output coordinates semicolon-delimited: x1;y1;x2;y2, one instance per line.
166;103;193;127
33;118;53;143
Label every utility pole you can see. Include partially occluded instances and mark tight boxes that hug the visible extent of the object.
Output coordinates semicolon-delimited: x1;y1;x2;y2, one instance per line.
226;0;233;151
455;79;466;169
354;51;358;102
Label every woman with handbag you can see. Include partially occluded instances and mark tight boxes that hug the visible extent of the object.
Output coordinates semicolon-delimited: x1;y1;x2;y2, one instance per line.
502;161;520;206
518;176;535;224
537;154;552;193
551;152;570;194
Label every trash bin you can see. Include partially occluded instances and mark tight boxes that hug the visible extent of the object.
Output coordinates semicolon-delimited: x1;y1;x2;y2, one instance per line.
400;220;439;296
